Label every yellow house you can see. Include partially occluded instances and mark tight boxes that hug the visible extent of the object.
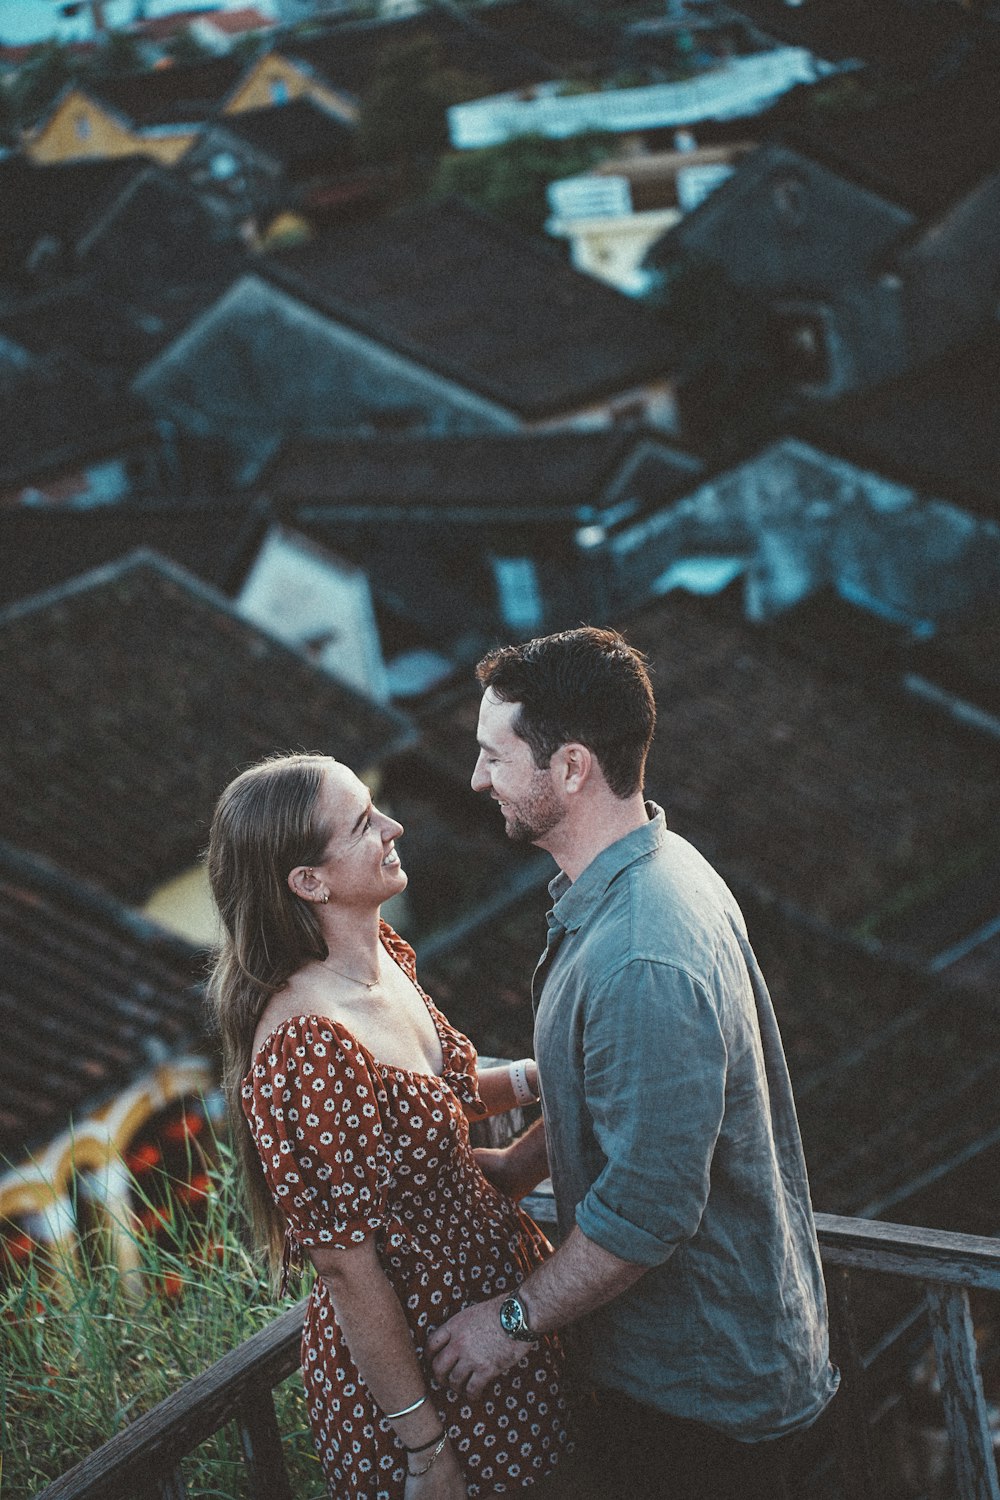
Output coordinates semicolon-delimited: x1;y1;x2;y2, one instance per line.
22;51;356;166
22;85;197;165
221;49;357;124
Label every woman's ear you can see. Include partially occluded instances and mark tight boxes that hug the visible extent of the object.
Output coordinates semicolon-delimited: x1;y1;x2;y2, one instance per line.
288;865;321;902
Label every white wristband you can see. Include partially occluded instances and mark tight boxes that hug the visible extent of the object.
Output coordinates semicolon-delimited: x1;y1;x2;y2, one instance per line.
509;1059;539;1107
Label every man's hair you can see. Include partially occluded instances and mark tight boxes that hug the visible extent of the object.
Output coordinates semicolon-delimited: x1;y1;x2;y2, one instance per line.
476;627;655;798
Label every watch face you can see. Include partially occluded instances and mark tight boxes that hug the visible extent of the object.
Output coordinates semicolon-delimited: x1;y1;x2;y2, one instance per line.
499;1295;523;1336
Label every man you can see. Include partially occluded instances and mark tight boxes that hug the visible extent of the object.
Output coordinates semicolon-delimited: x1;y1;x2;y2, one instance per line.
428;626;838;1499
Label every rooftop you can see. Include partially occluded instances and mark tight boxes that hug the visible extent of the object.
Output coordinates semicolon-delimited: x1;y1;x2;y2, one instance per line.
782;61;1000;220
0;840;205;1162
0;153;153;291
263;198;672;418
262;429;697;519
727;0;987;79
628;587;1000;945
796;328;1000;522
0;552;414;902
201;96;356;170
0;357;155;491
279;6;550;102
90;55;247;128
0;497;273;609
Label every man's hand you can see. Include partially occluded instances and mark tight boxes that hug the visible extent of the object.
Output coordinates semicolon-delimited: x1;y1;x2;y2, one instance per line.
427;1298;532;1399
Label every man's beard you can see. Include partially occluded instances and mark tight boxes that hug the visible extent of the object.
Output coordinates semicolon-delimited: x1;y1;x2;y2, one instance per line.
502;775;561;845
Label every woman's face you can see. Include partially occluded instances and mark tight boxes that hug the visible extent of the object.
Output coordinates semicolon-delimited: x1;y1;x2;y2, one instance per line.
309;762;407;910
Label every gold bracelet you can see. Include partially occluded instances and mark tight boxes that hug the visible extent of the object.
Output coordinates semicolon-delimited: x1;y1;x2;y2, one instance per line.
408;1431;448;1477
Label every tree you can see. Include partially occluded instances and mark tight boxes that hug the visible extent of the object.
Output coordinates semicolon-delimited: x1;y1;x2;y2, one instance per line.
357;37;486;171
430;132;616;237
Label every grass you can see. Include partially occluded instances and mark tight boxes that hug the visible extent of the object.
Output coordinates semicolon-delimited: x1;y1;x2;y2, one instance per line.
0;1140;324;1499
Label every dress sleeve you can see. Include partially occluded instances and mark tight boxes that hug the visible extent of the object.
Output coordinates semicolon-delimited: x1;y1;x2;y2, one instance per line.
243;1019;392;1250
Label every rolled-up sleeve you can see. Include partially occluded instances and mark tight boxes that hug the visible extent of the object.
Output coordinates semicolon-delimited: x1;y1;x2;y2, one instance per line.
575;960;727;1266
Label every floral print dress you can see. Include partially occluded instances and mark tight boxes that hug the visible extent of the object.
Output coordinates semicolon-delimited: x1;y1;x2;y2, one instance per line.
242;923;570;1497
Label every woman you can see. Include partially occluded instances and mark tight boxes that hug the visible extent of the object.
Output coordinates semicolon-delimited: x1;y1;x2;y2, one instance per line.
207;752;570;1499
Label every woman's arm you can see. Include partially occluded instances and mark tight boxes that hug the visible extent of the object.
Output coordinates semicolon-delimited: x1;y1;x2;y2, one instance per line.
474;1116;550;1200
309;1238;467;1499
470;1060;538;1119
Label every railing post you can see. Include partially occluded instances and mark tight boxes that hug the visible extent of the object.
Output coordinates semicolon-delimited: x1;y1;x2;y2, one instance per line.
237;1382;295;1500
925;1283;1000;1500
156;1468;188;1500
827;1267;882;1500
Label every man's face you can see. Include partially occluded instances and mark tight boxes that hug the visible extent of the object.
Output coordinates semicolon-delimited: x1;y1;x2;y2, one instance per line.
471;689;563;846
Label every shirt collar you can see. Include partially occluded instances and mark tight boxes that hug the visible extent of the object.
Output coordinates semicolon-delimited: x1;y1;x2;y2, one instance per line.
547;802;667;933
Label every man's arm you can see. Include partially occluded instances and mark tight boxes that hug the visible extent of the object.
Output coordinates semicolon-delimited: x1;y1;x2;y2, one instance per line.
430;960;727;1399
427;1225;645;1399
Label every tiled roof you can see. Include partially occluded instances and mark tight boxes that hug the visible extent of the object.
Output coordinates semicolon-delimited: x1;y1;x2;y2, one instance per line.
77;166;246;303
91;55;247;127
0;154;153;291
262;430;694;516
0;277;200;380
650;140;916;295
206;97;355;168
0;358;155;490
466;0;610;70
0;498;273;609
263;198;672;417
280;7;549;102
625;589;1000;944
795;329;1000;522
727;0;983;79
0;552;415;902
782;60;1000;219
910;601;1000;721
739;897;1000;1230
0;840;205;1162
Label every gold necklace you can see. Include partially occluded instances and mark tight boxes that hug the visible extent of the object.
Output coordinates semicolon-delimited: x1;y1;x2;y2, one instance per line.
322;959;381;991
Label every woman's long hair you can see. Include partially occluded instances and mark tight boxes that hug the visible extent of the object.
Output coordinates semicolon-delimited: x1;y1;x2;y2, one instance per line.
206;753;333;1285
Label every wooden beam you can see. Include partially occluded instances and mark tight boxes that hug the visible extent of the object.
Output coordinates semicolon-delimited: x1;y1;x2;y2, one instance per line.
34;1300;308;1500
827;1268;882;1500
237;1383;294;1500
814;1216;1000;1292
925;1284;1000;1500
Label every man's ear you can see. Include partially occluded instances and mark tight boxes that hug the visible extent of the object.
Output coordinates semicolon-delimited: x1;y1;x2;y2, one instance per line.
554;742;592;795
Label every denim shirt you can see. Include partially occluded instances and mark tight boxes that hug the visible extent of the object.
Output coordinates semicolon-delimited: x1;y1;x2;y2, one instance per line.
533;805;839;1439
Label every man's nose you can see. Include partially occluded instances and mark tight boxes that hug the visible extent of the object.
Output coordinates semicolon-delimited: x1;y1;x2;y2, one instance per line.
471;754;490;794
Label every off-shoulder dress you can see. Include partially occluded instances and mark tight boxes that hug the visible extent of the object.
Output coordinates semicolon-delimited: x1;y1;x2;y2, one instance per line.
242;922;570;1498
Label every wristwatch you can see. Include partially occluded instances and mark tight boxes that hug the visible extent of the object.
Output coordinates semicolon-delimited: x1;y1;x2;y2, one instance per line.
499;1291;538;1343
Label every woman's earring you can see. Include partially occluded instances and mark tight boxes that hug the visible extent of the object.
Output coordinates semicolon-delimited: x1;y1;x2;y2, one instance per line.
321;894;329;904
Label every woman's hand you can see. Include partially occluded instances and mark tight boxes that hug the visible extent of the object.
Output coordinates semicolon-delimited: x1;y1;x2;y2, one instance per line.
404;1436;467;1499
474;1145;530;1199
473;1116;549;1201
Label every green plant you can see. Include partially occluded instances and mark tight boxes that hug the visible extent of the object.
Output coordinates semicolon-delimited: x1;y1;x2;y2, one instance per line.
430;131;619;237
0;1140;323;1498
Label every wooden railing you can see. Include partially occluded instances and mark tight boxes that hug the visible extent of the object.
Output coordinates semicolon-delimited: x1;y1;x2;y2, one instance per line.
33;1198;1000;1500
